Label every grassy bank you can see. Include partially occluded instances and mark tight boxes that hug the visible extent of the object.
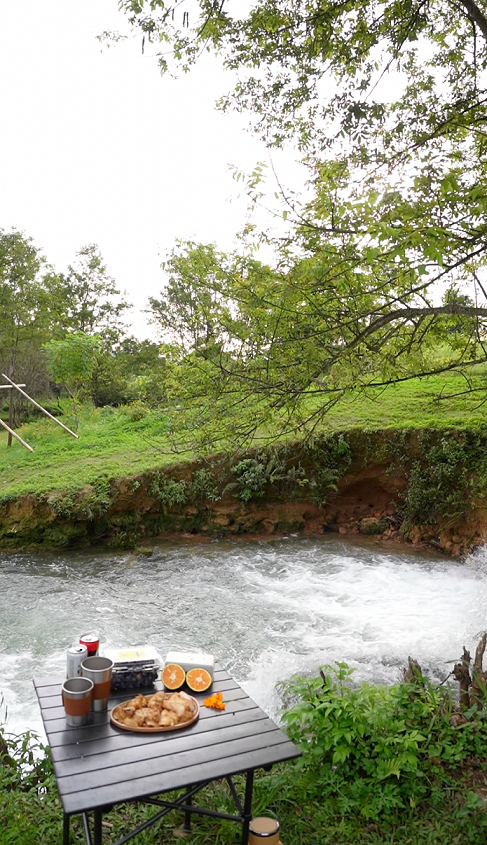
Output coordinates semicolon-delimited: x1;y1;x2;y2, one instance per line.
1;370;486;501
3;664;487;844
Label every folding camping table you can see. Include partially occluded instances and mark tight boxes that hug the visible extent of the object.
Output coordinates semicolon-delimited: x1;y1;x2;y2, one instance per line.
34;664;301;845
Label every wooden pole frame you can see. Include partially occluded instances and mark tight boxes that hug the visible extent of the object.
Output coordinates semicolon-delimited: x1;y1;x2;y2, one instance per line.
0;416;33;451
2;374;78;439
0;384;26;448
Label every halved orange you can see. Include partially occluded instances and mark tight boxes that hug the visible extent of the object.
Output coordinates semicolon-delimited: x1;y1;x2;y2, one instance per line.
186;667;212;693
161;663;185;690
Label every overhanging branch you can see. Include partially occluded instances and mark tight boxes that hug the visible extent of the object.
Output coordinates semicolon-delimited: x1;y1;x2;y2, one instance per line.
456;0;487;44
349;303;487;349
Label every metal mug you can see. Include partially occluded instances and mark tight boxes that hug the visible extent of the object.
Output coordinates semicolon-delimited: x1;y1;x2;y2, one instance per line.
81;656;114;711
248;817;280;845
62;677;94;727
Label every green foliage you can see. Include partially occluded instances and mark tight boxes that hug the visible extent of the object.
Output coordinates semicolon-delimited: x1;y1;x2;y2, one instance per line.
117;1;487;442
148;242;233;354
148;467;221;512
0;235;132;409
0;722;61;844
149;471;188;509
226;451;308;503
59;243;131;344
306;435;353;506
0;228;65;393
227;458;268;503
402;432;487;527
89;353;136;407
121;0;487;159
49;479;112;521
187;468;221;504
44;332;103;397
0;684;487;845
280;662;487;824
116;338;169;407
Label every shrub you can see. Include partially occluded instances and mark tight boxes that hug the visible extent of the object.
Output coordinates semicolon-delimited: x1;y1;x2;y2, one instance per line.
402;433;487;527
306;434;353;505
149;472;188;509
0;722;61;844
280;662;487;823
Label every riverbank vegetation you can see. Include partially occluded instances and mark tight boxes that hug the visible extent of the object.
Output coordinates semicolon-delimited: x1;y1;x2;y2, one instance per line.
0;365;486;498
3;659;487;844
1;385;487;553
0;396;487;552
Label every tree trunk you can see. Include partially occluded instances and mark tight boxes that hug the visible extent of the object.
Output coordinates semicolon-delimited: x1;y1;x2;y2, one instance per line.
453;647;471;710
470;632;487;709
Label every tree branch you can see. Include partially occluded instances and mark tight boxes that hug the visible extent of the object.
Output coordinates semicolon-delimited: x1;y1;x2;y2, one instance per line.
456;0;487;44
348;304;487;351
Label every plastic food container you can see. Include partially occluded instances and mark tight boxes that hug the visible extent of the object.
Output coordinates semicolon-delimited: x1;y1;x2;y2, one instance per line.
164;651;215;680
104;645;163;692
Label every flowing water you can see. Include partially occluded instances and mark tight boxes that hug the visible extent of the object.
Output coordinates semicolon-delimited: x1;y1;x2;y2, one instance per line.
1;534;487;740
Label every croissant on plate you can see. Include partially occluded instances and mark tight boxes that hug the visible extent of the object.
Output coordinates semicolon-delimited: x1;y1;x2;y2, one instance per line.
112;690;196;728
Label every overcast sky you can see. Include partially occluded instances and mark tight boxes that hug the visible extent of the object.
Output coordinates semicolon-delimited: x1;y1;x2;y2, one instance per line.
0;1;302;338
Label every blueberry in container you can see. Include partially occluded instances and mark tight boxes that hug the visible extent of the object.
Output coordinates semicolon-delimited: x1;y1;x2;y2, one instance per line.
104;645;162;692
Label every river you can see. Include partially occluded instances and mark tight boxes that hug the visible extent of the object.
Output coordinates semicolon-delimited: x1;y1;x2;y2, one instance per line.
1;534;486;740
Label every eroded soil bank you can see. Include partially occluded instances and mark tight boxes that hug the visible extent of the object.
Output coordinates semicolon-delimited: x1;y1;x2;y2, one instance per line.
1;429;486;556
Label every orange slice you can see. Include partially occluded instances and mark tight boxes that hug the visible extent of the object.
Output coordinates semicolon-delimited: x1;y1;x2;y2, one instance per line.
161;663;185;690
186;667;212;693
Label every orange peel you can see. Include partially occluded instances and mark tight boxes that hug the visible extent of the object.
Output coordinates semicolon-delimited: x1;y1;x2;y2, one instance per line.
204;691;226;710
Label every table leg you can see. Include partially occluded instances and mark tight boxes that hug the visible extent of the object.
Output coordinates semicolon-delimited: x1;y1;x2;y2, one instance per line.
94;808;103;845
241;770;254;845
82;812;93;845
183;790;192;832
63;813;70;845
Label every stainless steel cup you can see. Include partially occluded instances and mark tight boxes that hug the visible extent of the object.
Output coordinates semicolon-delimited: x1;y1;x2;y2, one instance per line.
62;677;94;727
81;656;114;712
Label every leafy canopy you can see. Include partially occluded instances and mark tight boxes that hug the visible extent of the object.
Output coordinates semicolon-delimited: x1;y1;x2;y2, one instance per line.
123;0;487;443
44;332;103;397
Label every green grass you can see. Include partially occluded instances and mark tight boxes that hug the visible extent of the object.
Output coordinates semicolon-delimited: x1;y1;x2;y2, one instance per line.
0;370;486;500
0;403;178;498
316;370;487;430
2;717;487;845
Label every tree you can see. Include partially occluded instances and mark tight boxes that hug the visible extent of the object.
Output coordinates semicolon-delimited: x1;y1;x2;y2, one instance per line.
148;242;235;355
44;332;103;421
59;244;131;344
118;1;487;441
0;229;65;390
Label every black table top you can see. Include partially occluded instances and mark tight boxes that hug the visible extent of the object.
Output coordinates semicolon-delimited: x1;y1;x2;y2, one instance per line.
33;665;301;815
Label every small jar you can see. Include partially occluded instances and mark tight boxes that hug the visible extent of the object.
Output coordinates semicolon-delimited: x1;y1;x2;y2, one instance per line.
248;817;280;845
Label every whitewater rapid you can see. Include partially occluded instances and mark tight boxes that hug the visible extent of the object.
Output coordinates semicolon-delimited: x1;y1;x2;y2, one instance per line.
1;534;486;739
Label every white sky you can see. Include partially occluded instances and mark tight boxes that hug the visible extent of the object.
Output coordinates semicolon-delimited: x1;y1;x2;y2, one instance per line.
0;1;303;338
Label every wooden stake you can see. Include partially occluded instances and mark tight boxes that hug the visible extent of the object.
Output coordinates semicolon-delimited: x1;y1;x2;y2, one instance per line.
0;417;33;451
1;374;78;438
6;364;14;448
7;384;12;448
